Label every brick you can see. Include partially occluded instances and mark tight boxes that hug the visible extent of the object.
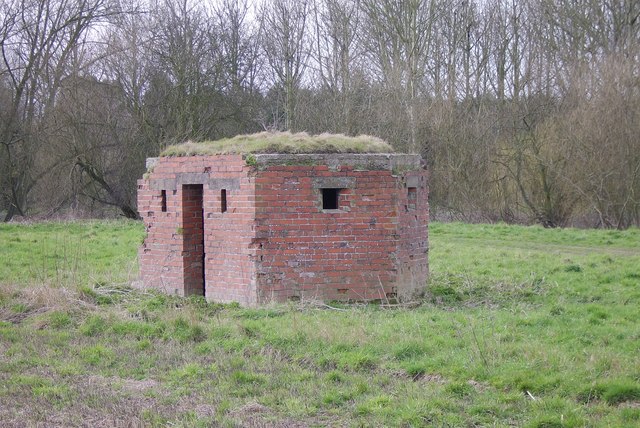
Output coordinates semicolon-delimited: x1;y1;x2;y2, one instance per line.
139;153;428;305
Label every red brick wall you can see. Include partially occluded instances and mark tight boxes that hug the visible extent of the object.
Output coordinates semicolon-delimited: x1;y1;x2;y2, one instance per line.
253;164;428;303
138;155;257;304
396;171;430;300
137;181;185;296
201;158;257;304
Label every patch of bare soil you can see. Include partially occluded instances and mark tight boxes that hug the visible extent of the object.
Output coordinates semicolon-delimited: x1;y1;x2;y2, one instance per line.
414;372;446;384
228;402;343;428
467;379;490;393
0;307;49;324
0;373;168;428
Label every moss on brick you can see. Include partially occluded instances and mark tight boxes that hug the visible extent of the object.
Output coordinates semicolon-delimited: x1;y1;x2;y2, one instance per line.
160;132;394;157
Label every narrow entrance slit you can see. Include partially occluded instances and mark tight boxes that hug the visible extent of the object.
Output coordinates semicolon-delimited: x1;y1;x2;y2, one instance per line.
181;184;205;296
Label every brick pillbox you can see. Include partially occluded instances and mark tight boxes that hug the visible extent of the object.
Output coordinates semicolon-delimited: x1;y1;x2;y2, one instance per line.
137;133;429;306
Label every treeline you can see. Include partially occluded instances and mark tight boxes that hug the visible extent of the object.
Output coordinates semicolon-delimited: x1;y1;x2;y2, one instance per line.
1;0;639;228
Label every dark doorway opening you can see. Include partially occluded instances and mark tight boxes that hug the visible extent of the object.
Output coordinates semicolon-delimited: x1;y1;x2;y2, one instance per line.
182;184;205;296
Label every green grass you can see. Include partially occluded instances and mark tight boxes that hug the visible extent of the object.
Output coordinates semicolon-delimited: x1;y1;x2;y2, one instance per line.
0;220;143;285
160;131;394;157
1;220;639;426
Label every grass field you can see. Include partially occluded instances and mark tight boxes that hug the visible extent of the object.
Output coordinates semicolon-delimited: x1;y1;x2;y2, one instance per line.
0;221;639;427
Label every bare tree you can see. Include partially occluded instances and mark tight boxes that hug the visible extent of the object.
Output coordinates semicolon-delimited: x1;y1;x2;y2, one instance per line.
213;0;261;94
147;0;220;142
259;0;310;131
0;0;116;221
310;0;362;134
210;0;264;136
556;52;640;228
360;0;439;152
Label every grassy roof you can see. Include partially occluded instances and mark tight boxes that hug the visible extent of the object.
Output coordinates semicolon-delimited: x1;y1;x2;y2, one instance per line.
160;132;394;157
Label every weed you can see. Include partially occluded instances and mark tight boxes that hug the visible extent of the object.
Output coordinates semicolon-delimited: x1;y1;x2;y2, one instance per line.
112;319;166;340
402;362;427;379
325;370;346;383
234;308;285;320
527;417;564;428
231;370;266;385
80;315;109;336
80;344;115;367
244;153;257;166
565;264;583;273
10;303;28;313
48;311;73;329
77;285;98;302
621;407;640;422
141;409;168;425
602;382;640;405
171;317;206;342
446;381;474;398
321;389;352;406
0;323;19;343
32;383;73;405
393;342;429;361
136;338;152;351
427;284;462;304
169;363;207;383
335;349;378;371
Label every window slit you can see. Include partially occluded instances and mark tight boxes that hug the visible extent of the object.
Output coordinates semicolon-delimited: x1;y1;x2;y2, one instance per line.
221;189;227;213
161;190;167;212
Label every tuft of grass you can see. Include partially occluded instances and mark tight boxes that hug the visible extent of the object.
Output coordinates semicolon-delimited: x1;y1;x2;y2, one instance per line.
169;363;208;383
47;310;73;329
231;370;266;385
392;341;429;361
80;344;115;367
111;319;166;340
602;382;640;405
80;315;109;337
171;317;207;343
160;131;394;157
445;381;475;398
32;383;74;405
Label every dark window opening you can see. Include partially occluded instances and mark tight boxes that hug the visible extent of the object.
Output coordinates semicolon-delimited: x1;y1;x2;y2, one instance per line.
322;188;341;210
221;189;227;213
408;187;417;209
161;190;167;212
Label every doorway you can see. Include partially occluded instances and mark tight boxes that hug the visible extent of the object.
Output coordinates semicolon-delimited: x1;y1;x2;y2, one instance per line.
182;184;205;296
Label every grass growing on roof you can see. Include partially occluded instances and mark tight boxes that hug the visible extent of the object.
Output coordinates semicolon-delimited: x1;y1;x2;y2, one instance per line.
160;131;394;157
1;220;639;426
